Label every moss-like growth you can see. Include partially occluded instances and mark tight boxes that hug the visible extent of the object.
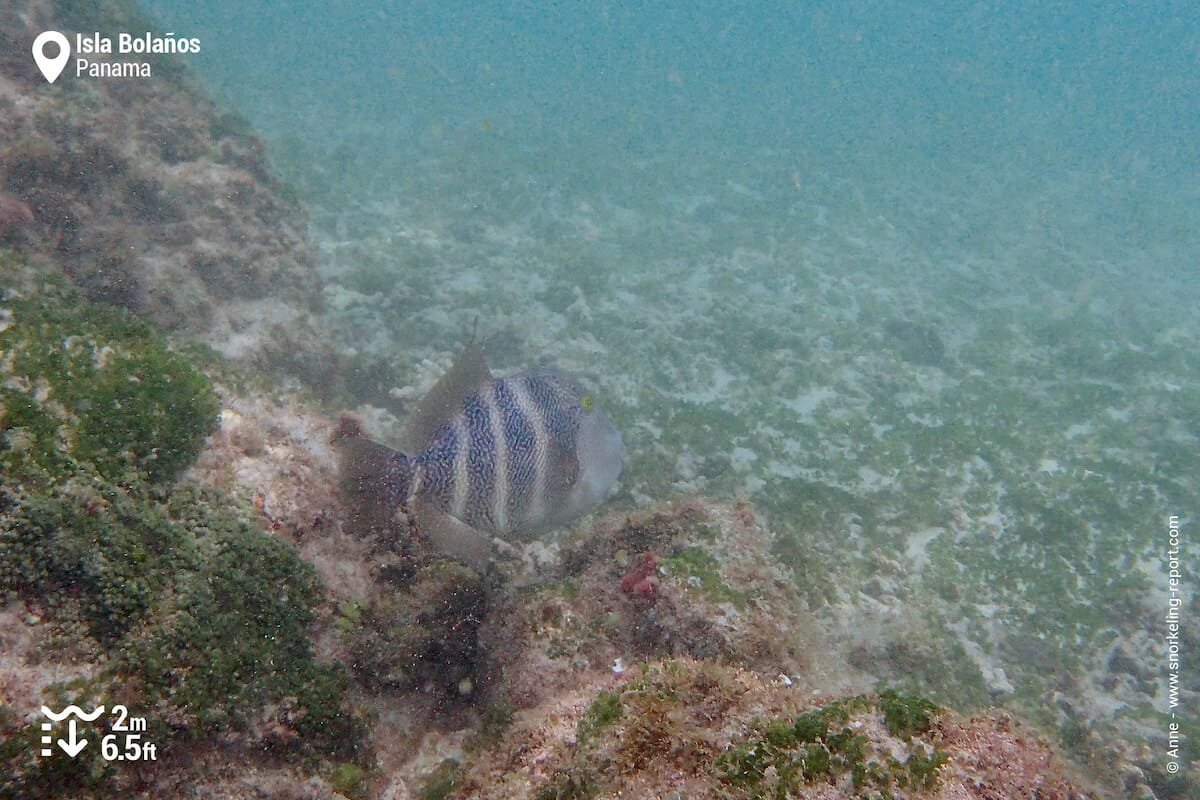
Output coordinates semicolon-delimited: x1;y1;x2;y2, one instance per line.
0;480;187;644
118;487;358;748
613;661;742;772
878;688;939;741
0;677;120;799
0;257;366;794
511;664;953;800
664;545;748;610
714;698;868;789
416;759;462;800
1;272;218;486
714;691;949;797
0;485;367;793
577;690;623;742
330;761;371;800
75;343;216;483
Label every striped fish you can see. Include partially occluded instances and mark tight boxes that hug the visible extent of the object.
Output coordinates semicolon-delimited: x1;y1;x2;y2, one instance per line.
335;343;625;568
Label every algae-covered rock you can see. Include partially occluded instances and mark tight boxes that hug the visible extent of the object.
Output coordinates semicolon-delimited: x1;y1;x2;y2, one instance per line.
0;257;219;487
448;657;1092;800
480;498;839;711
0;0;340;389
348;560;487;697
0;256;365;797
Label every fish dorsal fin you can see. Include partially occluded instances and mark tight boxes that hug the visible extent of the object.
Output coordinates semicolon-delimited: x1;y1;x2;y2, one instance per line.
401;342;493;453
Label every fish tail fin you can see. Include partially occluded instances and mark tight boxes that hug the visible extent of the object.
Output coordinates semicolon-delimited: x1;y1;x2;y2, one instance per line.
332;413;493;569
332;413;415;532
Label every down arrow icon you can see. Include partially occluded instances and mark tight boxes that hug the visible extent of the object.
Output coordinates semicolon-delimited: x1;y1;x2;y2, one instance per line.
57;719;87;757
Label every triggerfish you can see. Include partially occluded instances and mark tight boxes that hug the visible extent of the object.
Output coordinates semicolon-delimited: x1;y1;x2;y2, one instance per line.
334;343;625;568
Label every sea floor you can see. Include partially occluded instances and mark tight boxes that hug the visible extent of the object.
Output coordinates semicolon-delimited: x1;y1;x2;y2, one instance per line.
274;117;1198;783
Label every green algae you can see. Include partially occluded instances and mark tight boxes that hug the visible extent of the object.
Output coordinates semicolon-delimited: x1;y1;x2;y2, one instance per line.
75;344;217;483
663;544;749;609
1;273;219;486
416;759;462;800
0;255;366;795
331;761;372;800
714;691;949;798
878;688;939;740
577;690;623;743
0;678;119;800
1;438;365;797
118;488;353;739
0;480;186;644
714;700;869;790
542;667;937;797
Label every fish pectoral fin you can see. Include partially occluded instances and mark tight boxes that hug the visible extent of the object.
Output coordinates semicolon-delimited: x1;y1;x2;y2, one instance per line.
413;497;494;571
547;436;581;492
401;342;493;453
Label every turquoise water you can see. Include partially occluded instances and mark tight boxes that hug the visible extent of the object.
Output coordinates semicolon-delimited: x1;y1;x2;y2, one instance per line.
145;0;1198;782
144;0;1199;328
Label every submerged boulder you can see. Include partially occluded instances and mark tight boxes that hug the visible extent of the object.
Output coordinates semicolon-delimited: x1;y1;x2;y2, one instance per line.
0;259;366;798
0;0;339;389
444;658;1092;800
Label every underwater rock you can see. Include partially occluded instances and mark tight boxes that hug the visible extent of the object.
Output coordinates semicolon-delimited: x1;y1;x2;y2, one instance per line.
0;0;340;389
347;561;486;697
0;261;367;798
444;658;1094;799
477;498;862;713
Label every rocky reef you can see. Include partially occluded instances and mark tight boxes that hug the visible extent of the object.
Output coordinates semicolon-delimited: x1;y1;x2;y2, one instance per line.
0;255;1099;796
146;359;1100;798
0;0;338;388
0;254;366;798
449;659;1084;800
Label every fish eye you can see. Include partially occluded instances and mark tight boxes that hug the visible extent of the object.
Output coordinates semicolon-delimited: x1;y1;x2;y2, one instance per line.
581;394;595;411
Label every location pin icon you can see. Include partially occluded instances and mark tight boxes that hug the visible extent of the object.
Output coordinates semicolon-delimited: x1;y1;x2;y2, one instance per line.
32;31;71;84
